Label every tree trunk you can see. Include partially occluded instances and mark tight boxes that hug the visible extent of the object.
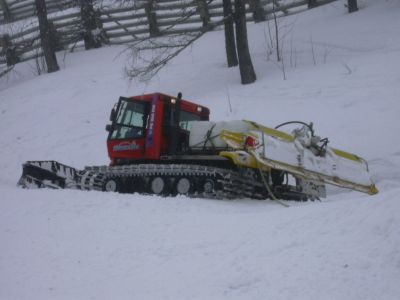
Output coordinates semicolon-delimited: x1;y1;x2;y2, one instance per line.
0;0;13;22
223;0;238;67
79;0;102;50
348;0;358;13
234;0;256;84
35;0;59;73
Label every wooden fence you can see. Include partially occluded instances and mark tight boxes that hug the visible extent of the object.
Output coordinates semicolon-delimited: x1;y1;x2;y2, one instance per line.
0;0;337;68
0;0;75;23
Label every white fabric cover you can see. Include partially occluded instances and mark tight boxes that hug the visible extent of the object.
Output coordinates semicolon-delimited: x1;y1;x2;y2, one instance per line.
189;120;252;150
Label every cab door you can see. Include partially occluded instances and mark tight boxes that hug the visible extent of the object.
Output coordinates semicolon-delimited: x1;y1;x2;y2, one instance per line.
107;97;149;163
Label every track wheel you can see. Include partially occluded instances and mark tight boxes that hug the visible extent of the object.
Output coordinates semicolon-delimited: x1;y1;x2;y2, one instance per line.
203;178;215;194
176;177;192;195
150;176;166;195
103;177;120;192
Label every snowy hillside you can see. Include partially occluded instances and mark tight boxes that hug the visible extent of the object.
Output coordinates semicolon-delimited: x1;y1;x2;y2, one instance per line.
1;1;400;299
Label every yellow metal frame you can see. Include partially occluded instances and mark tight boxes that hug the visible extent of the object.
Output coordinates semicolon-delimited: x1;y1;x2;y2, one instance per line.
243;120;295;142
218;121;378;196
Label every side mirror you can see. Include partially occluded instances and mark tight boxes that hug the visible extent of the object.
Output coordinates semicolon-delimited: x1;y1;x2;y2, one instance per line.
105;124;112;132
109;108;116;121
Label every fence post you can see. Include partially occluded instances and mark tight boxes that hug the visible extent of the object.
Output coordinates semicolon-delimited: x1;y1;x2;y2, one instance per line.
0;34;19;66
196;0;210;29
249;0;265;22
347;0;358;13
0;0;13;23
48;21;64;51
95;9;108;44
308;0;317;8
145;0;160;37
79;0;102;50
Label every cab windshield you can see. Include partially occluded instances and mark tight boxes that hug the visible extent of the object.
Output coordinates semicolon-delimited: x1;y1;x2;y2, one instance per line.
111;99;148;140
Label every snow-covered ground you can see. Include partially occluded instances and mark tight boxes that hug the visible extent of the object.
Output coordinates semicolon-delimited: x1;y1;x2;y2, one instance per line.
1;0;400;299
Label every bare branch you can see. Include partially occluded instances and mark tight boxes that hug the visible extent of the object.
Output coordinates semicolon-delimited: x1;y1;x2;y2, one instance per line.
125;31;204;82
124;0;220;82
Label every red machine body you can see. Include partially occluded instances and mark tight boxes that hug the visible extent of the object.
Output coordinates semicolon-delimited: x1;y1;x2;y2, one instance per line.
18;92;333;201
106;93;210;165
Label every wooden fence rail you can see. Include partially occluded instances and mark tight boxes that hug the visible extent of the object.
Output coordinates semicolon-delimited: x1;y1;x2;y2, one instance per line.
0;0;75;23
0;0;338;67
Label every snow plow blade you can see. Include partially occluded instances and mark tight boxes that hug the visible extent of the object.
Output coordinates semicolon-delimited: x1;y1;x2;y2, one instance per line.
220;121;378;196
18;161;78;189
17;161;103;191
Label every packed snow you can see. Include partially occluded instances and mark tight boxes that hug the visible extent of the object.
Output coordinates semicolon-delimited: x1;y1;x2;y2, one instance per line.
1;0;400;299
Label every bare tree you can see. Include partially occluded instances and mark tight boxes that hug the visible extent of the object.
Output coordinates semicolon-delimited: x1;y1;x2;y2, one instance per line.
124;1;207;82
272;1;280;62
35;0;59;73
223;0;238;67
125;0;256;85
234;0;256;84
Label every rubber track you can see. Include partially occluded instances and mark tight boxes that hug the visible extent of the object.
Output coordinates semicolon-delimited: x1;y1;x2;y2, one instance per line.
18;161;266;200
84;164;265;199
